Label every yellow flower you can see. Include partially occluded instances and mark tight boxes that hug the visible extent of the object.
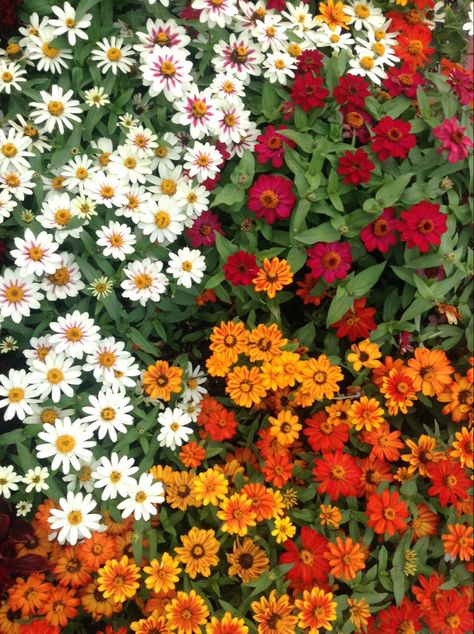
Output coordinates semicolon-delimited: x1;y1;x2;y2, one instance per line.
300;355;343;401
97;555;140;603
193;468;229;506
348;597;371;631
317;0;351;30
348;396;385;432
253;257;293;299
174;527;220;579
319;504;342;528
271;516;296;544
226;365;267;408
143;552;181;594
347;339;382;372
268;410;301;446
217;493;257;536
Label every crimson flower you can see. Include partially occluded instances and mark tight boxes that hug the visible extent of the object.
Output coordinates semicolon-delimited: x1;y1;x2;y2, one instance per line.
337;148;375;185
341;107;372;143
375;598;423;634
427;460;470;507
433;117;474;163
333;74;371;108
254;125;295;168
307;241;352;283
247;174;295;224
447;66;473;106
291;73;329;111
20;622;60;634
185;210;223;247
382;64;425;99
296;49;324;74
313;450;362;501
330;298;377;342
279;526;330;588
370;116;416;161
398;201;447;253
303;411;349;453
223;251;259;286
360;207;398;253
424;590;473;634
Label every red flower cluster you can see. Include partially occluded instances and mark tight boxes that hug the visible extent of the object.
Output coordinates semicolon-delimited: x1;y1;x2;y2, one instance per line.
331;298;377;341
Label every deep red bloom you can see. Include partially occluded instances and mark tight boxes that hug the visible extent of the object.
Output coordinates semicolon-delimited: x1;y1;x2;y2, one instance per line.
180;5;201;20
247;175;296;224
375;598;423;634
427;460;470;507
447;66;474;107
382;64;426;99
20;622;60;634
307;241;352;283
267;0;286;9
254;125;295;168
279;526;330;588
424;590;473;634
223;251;259;286
280;100;295;121
296;49;324;74
433;117;474;163
291;73;329;111
337;148;375;185
185;210;223;247
205;407;238;442
398;201;447;253
360;207;398;253
370;116;416;161
333;74;371;108
303;411;349;453
330;298;377;342
312;450;362;501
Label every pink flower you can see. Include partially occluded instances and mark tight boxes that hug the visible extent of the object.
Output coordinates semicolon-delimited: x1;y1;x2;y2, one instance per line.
247;175;295;224
307;241;352;283
185;210;223;247
433;117;474;163
254;125;295;168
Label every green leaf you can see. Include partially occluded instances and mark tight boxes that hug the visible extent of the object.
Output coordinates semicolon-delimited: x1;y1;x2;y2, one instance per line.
214;232;239;260
326;290;354;327
390;567;406;606
348;263;386;297
375;173;414;207
295;222;340;245
210;184;244;208
286;247;307;273
290;199;311;235
277;129;313;153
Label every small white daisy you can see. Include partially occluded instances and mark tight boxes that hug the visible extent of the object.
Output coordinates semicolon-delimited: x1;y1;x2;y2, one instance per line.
108;146;152;184
84;86;110;108
126;124;158;158
0;268;43;324
0;168;35;201
0;465;22;499
29;351;82;403
157;407;193;450
263;52;297;85
62;155;98;192
0;60;27;94
96;221;136;260
42;252;85;301
138;198;186;244
16;501;33;516
83;337;133;384
183;142;223;183
30;84;82;134
181;362;207;403
174;181;210;226
48;491;103;545
121;258;169;306
81;387;134;442
91;36;135;75
49;310;101;360
22;466;50;493
35;192;82;244
36;416;95;474
10;229;61;276
92;453;139;500
192;0;239;28
167;247;206;288
141;45;193;101
0;189;17;222
116;185;151;223
117;472;165;521
86;171;128;208
0;368;37;420
209;72;246;105
0;128;34;171
49;1;92;46
171;86;220;140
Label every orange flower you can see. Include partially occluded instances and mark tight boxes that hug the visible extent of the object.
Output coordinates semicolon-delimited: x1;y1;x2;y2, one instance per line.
193;468;228;506
442;524;474;562
131;613;170;634
227;537;270;583
180;442;206;468
78;531;117;572
175;527;220;579
357;455;393;497
52;545;93;588
361;421;404;462
409;504;439;542
143;552;181;594
372;356;405;388
324;537;366;581
226;365;267;408
42;586;80;628
97;556;141;604
300;355;343;401
394;25;434;71
217;493;257;536
316;0;351;30
295;586;337;632
319;504;342;528
366;489;409;536
241;482;276;521
251;590;298;634
80;581;123;621
348;396;384;432
450;427;473;469
405;347;454;396
268;409;301;446
262;452;294;488
438;374;473;423
165;590;210;634
348;597;371;632
247;324;288;362
7;573;51;618
166;471;201;511
347;339;382;372
380;368;417;415
210;321;249;363
401;435;445;477
206;612;248;634
253;257;293;299
143;360;183;400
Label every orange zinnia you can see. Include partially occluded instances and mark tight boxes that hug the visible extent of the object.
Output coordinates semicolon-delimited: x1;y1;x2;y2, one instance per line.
268;409;301;446
295;586;337;632
251;590;298;634
361;421;404;462
442;524;474;562
438;374;473;423
409;504;439;542
165;590;209;634
217;493;257;536
175;527;220;579
366;489;409;536
53;544;93;588
262;451;294;489
450;426;474;469
394;25;434;71
380;367;417;415
253;257;293;299
206;612;248;634
42;586;80;628
405;347;454;396
247;324;288;362
401;434;445;477
179;442;206;468
241;482;276;521
324;537;366;581
348;396;385;432
143;360;183;400
209;321;249;363
226;365;267;408
300;354;343;401
317;0;351;30
143;552;181;594
97;555;141;604
78;531;117;572
131;614;169;634
7;573;51;618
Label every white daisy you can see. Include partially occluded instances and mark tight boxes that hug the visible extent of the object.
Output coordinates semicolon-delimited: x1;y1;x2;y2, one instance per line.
0;336;18;354
35;192;82;244
36;416;95;474
125;125;158;158
181;363;207;403
0;128;34;171
86;171;128;208
27;27;73;74
108;146;152;184
310;25;355;52
462;2;474;36
174;181;210;226
192;0;238;28
0;189;17;222
345;1;384;30
48;491;103;545
83;86;110;108
96;221;136;260
11;114;52;153
49;1;92;46
61;155;98;192
91;453;139;500
147;164;183;200
0;465;22;499
0;268;43;324
15;501;33;516
157;407;193;450
183;142;222;183
282;2;317;33
49;311;101;360
29;351;82;403
213;34;264;81
0;60;27;94
23;335;53;367
135;18;191;57
117;472;165;521
81;387;134;442
171;86;220;140
42;252;85;301
215;104;251;144
22;466;50;493
116;184;151;223
150;132;182;171
118;113;139;129
263;52;297;85
176;398;202;422
71;195;97;220
252;15;288;53
30;84;82;134
138;198;186;244
348;52;387;84
209;72;246;105
0;168;35;201
355;41;399;67
103;354;141;392
63;459;100;493
141;45;193;101
167;247;206;288
0;369;37;421
23;404;74;426
121;258;169;305
11;229;60;276
91;36;135;75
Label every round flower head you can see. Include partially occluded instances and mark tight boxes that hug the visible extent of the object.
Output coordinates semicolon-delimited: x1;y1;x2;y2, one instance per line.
81;387;134;442
91;36;135;75
157;407;194;450
0;268;43;323
36;416;95;474
49;310;100;360
141;45;193;101
121;258;169;305
92;452;138;500
0;60;27;94
248;175;295;224
307;241;352;283
30;84;82;134
138;198;186;244
167;247;206;288
96;221;136;260
0;128;34;171
0;368;37;421
29;351;82;403
398;201;447;253
213;33;264;81
48;491;103;545
183;142;223;183
117;472;165;521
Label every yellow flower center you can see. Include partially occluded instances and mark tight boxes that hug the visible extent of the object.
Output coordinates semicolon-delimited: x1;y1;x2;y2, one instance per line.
48;101;64;116
1;142;17;157
160;61;176;76
65;327;83;342
107;47;122;61
40;408;58;424
155;211;171;228
42;43;60;58
101;407;116;421
100;185;115;199
5;285;24;302
1;71;13;82
109;233;124;247
360;56;374;70
191;100;207;117
355;4;370;18
160;178;177;195
110;470;121;483
372;42;385;56
75;167;88;179
98;351;116;367
224;114;236;126
8;387;24;402
47;368;64;384
135;491;147;503
5;174;20;187
67;510;83;525
134;273;152;289
182;261;193;272
55;434;75;453
124;157;137;169
54;209;72;226
48;267;70;285
65;17;76;27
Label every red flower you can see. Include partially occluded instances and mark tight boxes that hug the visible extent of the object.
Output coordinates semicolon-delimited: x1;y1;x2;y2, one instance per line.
427;460;470;507
446;66;473;107
412;572;445;612
279;526;330;588
303;411;349;453
433;117;474;163
394;25;435;72
342;107;372;144
360;207;398;253
296;49;324;74
337;148;375;185
382;64;425;99
307;241;352;284
398;201;447;253
248;175;296;224
333;74;371;108
312;450;362;501
223;251;259;286
330;298;377;341
424;590;472;634
204;407;238;442
375;598;423;634
365;489;409;536
185;210;223;247
20;622;60;634
254;125;295;168
291;73;329;111
370;116;416;161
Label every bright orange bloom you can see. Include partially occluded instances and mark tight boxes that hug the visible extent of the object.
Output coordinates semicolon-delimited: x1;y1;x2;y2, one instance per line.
409;504;439;542
227;537;270;583
241;482;276;521
436;302;461;324
42;586;80;628
442;524;474;562
34;499;58;533
165;590;210;634
206;612;248;634
372;356;406;388
347;339;382;372
406;348;454;396
319;504;342;528
143;552;181;594
348;396;384;432
438;374;473;423
210;321;249;363
80;581;123;621
52;545;92;588
131;614;169;634
394;25;435;71
313;450;362;501
380;368;417;415
300;355;343;401
262;452;294;488
324;537;366;581
97;556;141;604
247;324;288;362
272;351;305;388
251;590;298;634
450;427;473;469
7;573;51;618
217;493;257;536
179;442;206;468
175;527;220;579
357;455;393;497
317;0;351;30
78;531;117;572
226;365;267;407
143;360;183;400
166;471;201;511
268;409;301;446
206;352;232;377
295;586;337;632
366;489;409;536
253;257;293;299
361;421;404;462
401;435;445;477
348;597;371;632
193;468;228;506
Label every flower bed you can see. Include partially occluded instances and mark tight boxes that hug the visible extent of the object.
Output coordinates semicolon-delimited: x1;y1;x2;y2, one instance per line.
0;0;473;633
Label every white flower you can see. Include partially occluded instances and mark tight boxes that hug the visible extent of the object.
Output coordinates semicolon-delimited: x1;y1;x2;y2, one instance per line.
282;2;317;32
174;182;210;225
141;45;193;101
0;189;17;222
23;335;52;367
11;114;52;153
116;185;151;223
49;2;92;45
215;103;251;144
117;472;165;521
41;252;85;301
135;18;191;57
0;60;27;94
0;128;34;171
16;501;33;516
462;2;474;36
62;155;99;192
213;34;264;81
83;337;132;383
81;387;134;442
63;459;100;493
121;258;169;305
72;195;97;220
172;86;220;140
0;168;35;201
27;27;73;74
103;354;141;392
181;363;207;403
348;53;387;84
11;229;60;276
23;466;50;493
30;84;82;134
167;247;206;288
345;1;384;29
24;405;74;426
263;52;297;85
157;407;193;450
147;164;183;200
176;398;201;422
49;310;101;360
118;113;140;129
310;25;355;52
356;40;399;67
86;172;128;208
192;0;238;28
0;336;18;354
36;416;95;474
29;351;82;403
252;16;288;53
91;37;135;75
0;466;22;498
138;198;186;244
36;192;82;244
84;86;110;108
108;146;152;184
209;72;246;105
183;142;222;183
0;369;37;420
126;125;158;158
48;491;103;545
96;221;136;260
0;268;43;324
150;133;182;171
92;453;139;500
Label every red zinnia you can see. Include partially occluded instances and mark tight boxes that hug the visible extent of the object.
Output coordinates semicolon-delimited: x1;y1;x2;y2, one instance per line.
204;407;238;442
248;175;296;224
424;590;473;634
394;25;435;72
360;207;398;253
312;450;362;501
296;49;324;74
446;66;473;107
254;125;295;168
223;251;259;285
279;526;330;588
366;489;409;536
307;241;351;283
427;460;470;507
342;107;372;143
330;298;377;342
20;622;60;634
382;64;425;99
291;73;329;112
261;451;294;489
333;74;371;109
185;210;223;247
398;201;447;253
337;149;375;185
375;598;423;634
303;411;349;453
370;116;416;161
412;572;445;612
